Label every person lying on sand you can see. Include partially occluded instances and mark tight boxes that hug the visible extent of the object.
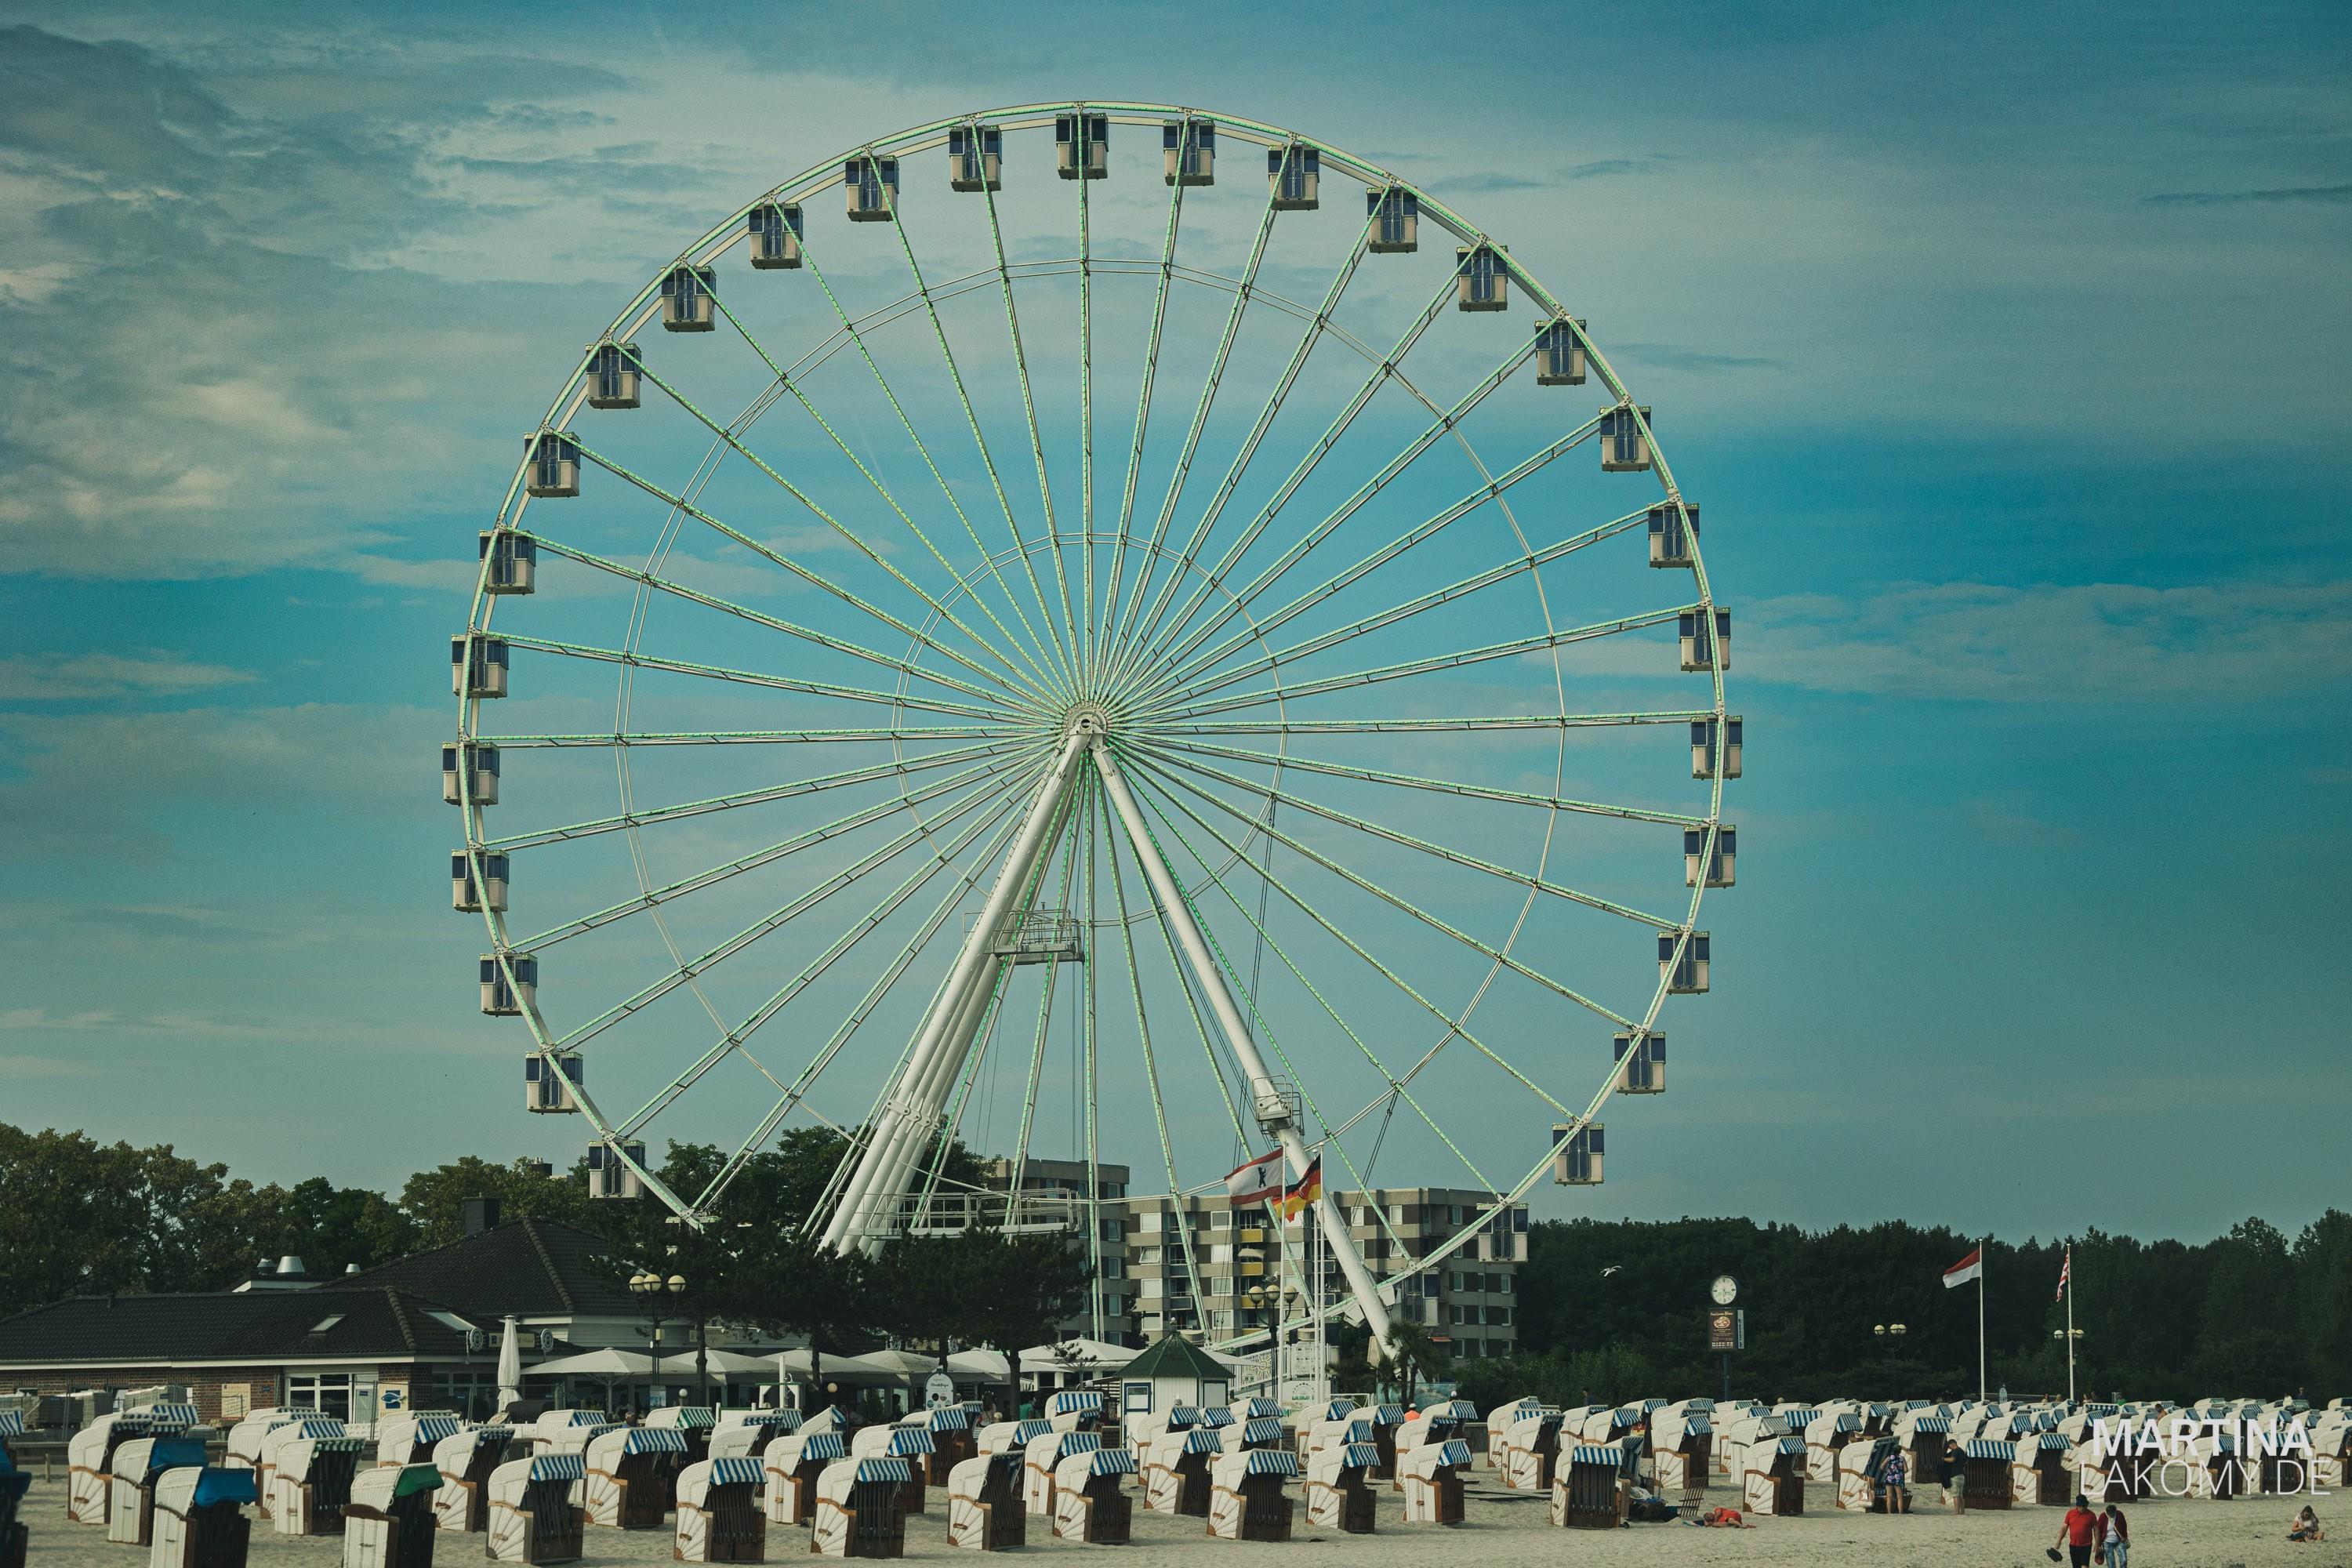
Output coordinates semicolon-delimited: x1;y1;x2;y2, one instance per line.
1686;1505;1752;1528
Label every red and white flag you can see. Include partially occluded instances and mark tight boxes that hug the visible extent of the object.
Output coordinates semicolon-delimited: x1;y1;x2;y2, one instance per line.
2055;1245;2071;1301
1225;1149;1286;1205
1943;1247;1983;1289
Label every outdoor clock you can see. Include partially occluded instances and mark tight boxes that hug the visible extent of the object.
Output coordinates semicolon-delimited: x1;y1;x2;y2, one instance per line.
1711;1274;1739;1305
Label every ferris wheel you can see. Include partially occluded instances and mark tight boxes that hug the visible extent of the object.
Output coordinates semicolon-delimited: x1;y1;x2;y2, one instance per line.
450;103;1736;1352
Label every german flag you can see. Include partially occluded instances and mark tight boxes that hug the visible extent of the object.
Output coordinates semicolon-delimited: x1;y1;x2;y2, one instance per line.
1279;1155;1323;1220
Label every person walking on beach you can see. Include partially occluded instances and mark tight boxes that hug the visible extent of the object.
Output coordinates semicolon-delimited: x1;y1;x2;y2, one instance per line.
2103;1502;2129;1566
2058;1494;2102;1566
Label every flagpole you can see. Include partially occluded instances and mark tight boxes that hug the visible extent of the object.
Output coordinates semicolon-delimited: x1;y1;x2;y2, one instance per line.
2064;1260;2076;1403
1977;1236;1987;1404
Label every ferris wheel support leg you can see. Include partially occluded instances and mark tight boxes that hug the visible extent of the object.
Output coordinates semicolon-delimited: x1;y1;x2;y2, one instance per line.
856;952;1002;1245
821;729;1092;1254
1090;739;1396;1352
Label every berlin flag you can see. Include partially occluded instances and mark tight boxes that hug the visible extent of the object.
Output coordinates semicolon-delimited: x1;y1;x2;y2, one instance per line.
1225;1149;1286;1205
1943;1247;1984;1289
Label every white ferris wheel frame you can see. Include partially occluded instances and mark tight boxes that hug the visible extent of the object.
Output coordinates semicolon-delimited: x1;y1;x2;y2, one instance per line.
456;101;1731;1355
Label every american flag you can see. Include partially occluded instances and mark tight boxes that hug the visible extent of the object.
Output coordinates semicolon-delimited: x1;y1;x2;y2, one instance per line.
2055;1244;2071;1301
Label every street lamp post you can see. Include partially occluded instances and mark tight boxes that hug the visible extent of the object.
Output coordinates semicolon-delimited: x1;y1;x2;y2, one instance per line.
2053;1328;2085;1402
630;1272;687;1415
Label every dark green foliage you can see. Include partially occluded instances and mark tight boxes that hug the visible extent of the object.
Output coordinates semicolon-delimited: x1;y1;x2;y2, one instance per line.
1500;1214;2343;1402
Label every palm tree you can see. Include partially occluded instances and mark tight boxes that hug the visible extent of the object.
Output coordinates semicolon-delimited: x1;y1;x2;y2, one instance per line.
1381;1321;1446;1407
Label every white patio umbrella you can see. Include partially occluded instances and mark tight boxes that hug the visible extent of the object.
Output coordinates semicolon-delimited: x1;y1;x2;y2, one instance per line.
495;1316;523;1408
1017;1338;1135;1374
947;1348;1011;1382
657;1350;782;1379
529;1348;656;1378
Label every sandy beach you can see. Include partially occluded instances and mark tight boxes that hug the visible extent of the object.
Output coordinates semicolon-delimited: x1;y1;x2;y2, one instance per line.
18;1470;2339;1568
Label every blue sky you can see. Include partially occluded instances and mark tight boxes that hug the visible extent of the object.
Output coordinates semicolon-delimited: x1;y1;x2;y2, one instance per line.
1;1;2345;1244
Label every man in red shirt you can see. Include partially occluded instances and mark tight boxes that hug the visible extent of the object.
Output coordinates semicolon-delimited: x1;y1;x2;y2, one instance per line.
2058;1494;2102;1566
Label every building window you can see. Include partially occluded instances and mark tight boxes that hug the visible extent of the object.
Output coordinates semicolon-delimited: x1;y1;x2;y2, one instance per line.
287;1372;354;1421
432;1370;499;1418
1123;1381;1152;1414
1139;1211;1163;1233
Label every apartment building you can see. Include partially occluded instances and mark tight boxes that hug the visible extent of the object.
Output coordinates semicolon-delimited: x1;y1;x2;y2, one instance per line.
975;1156;1136;1344
1124;1185;1529;1360
957;1156;1530;1358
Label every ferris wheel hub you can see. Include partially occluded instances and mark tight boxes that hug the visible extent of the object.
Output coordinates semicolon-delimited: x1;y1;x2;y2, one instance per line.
1061;701;1112;740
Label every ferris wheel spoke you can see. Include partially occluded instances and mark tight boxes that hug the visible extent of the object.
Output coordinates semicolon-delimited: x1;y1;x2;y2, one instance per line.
1094;169;1193;682
1135;737;1690;927
1080;764;1105;1335
1140;428;1621;708
1152;499;1642;712
1106;200;1378;684
594;366;1047;700
976;157;1086;689
692;293;1068;707
1131;324;1548;687
500;753;1035;946
1075;123;1100;712
564;441;1046;705
1127;746;1635;1031
548;768;1033;1055
1098;775;1216;1323
1126;756;1580;1118
1099;174;1283;696
786;801;1046;1242
500;632;1021;724
1152;710;1711;738
1138;604;1690;724
873;157;1082;693
785;209;1077;701
520;528;1023;708
617;771;1040;1143
483;739;1023;855
1004;817;1081;1207
1148;786;1502;1194
477;725;1000;749
1149;733;1705;828
1114;266;1457;688
1106;762;1420;1272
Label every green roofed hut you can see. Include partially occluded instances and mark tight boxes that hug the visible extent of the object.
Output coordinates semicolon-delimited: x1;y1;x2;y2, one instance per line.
1116;1338;1232;1428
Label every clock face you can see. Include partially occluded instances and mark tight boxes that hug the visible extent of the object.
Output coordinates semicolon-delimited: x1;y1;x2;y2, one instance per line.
1711;1274;1738;1305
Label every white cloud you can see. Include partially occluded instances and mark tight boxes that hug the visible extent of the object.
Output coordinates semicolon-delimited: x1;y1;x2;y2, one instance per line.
0;650;255;700
1743;577;2352;702
0;701;437;858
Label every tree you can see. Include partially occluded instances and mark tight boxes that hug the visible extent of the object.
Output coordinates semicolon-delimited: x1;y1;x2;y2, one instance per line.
397;1156;609;1247
1378;1321;1446;1407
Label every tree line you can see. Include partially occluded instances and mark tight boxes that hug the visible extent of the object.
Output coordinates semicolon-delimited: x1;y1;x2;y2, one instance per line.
0;1122;1091;1372
1450;1213;2351;1414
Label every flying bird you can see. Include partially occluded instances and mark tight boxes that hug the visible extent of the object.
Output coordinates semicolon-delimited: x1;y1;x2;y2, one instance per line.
1600;1265;1623;1277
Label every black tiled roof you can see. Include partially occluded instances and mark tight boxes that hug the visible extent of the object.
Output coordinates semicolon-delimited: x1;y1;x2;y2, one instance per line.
340;1218;632;1319
0;1287;474;1366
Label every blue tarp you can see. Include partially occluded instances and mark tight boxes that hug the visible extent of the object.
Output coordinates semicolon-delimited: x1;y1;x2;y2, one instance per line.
191;1468;259;1508
144;1438;209;1472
